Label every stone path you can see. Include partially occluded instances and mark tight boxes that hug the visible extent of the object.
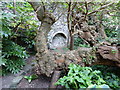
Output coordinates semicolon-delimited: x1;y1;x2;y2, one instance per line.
1;56;51;89
17;75;51;88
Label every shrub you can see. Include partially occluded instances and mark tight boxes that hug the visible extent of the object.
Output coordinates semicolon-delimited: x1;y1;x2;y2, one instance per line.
1;5;29;75
74;38;90;49
91;65;120;90
55;64;107;88
1;39;28;75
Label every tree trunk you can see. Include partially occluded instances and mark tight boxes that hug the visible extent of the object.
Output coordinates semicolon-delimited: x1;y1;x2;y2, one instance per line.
49;71;61;88
96;13;107;39
29;2;120;77
69;33;74;50
67;2;75;50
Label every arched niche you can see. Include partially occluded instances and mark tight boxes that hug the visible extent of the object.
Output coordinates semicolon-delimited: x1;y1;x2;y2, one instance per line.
48;31;68;49
51;33;67;49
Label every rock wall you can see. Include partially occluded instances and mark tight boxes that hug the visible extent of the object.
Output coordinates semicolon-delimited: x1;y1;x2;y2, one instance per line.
47;8;69;49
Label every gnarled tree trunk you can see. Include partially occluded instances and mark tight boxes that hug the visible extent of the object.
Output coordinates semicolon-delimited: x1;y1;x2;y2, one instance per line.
29;2;120;77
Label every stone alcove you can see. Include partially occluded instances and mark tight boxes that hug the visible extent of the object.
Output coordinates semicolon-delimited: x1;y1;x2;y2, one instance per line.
47;14;69;49
51;33;67;49
48;29;69;49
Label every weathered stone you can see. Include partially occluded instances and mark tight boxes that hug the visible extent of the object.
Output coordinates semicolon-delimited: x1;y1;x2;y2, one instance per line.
97;46;120;63
89;25;96;31
47;15;69;49
10;76;23;88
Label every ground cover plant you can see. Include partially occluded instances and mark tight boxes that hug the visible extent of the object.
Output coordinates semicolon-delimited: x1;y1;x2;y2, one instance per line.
56;64;120;89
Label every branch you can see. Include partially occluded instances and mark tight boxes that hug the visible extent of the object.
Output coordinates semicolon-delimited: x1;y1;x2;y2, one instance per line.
88;2;113;15
10;21;22;39
67;2;72;32
107;12;120;17
55;9;67;22
51;3;58;13
77;3;86;15
13;22;22;32
71;2;77;11
28;2;45;21
84;0;88;20
28;1;56;24
72;29;90;45
84;0;88;15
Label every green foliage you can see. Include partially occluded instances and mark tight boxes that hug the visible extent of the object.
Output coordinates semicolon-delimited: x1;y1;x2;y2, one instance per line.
3;59;25;74
1;39;28;75
2;2;38;51
74;38;90;49
102;10;119;39
91;65;120;90
105;28;118;38
55;64;106;88
2;39;28;58
56;64;120;89
87;84;110;88
111;50;117;54
1;2;33;75
104;73;120;89
24;74;38;83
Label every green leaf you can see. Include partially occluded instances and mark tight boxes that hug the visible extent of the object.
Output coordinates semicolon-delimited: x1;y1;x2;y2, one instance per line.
31;74;38;79
76;77;85;84
28;79;31;83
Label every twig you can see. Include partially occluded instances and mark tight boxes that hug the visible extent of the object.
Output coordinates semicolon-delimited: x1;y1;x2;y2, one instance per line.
55;9;67;21
88;2;113;15
84;0;88;20
78;33;90;45
10;21;22;39
13;22;22;32
51;3;58;13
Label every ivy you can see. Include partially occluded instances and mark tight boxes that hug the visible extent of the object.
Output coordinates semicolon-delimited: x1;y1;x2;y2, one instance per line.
92;65;120;90
55;64;107;88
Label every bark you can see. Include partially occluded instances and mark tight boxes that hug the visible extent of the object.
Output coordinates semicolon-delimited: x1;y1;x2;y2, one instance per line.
28;2;55;53
29;2;120;77
67;2;74;50
28;2;45;21
49;71;61;88
69;33;74;50
28;2;55;25
97;13;107;39
34;44;120;77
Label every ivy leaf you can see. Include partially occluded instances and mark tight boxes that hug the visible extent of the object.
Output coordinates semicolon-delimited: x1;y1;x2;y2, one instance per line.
75;77;85;84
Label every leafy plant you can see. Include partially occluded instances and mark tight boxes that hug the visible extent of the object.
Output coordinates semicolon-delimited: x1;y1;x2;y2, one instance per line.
1;2;38;75
87;84;110;88
3;58;25;74
2;39;28;74
2;2;38;51
74;38;90;49
55;64;106;88
91;65;120;90
24;74;38;83
111;50;117;54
